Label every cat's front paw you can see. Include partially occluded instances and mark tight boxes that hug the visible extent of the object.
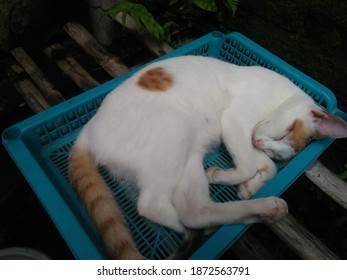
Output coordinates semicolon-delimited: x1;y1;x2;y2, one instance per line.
238;182;253;200
238;176;266;200
205;167;221;184
238;174;265;200
237;165;277;200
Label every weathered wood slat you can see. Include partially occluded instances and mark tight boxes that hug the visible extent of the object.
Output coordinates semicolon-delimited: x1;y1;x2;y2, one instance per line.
10;47;64;105
11;64;51;113
87;0;116;46
44;44;100;91
267;214;339;259
63;21;129;77
231;231;276;260
305;160;347;210
114;14;173;57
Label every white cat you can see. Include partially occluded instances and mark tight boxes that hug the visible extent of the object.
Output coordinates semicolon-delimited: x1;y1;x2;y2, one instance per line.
69;56;347;259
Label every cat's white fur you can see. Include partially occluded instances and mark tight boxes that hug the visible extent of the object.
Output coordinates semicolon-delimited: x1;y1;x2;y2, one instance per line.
70;56;347;258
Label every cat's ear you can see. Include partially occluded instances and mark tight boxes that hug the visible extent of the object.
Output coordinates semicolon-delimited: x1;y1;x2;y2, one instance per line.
311;109;347;139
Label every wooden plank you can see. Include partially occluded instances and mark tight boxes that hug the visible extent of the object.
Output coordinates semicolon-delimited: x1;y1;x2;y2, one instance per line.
63;21;129;77
305;160;347;210
267;214;339;259
87;0;116;46
44;44;100;91
11;64;51;113
231;231;276;259
10;47;64;105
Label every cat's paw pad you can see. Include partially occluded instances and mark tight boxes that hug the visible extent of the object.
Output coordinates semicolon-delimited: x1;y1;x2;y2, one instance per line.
259;197;288;223
205;167;221;183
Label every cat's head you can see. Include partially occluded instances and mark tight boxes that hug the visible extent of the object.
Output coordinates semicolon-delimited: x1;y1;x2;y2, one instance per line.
252;100;347;161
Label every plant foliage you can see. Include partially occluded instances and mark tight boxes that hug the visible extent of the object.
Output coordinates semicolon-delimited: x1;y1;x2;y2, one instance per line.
191;0;238;15
107;0;171;43
191;0;218;12
107;0;239;44
223;0;239;15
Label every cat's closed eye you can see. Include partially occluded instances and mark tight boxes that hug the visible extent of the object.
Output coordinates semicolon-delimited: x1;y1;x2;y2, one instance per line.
272;134;287;141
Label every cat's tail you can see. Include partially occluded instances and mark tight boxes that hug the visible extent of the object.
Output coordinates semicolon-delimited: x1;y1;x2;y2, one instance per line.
68;147;203;260
68;147;145;260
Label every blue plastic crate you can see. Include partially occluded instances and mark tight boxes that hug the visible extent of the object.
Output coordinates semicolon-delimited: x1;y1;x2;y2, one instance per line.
2;32;343;259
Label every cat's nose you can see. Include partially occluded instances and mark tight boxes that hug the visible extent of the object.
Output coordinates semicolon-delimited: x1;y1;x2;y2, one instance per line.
253;139;263;148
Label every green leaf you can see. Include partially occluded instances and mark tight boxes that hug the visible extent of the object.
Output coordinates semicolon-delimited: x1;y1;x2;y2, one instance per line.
107;0;170;44
223;0;238;15
192;0;218;12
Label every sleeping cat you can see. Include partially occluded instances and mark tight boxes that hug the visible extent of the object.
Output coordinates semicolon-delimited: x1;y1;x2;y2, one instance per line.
68;55;347;259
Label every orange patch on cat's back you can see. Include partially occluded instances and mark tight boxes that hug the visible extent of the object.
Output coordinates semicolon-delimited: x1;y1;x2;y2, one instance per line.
287;119;309;152
137;67;173;92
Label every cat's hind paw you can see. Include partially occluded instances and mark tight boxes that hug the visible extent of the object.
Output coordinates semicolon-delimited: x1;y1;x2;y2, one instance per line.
242;197;288;224
258;197;288;223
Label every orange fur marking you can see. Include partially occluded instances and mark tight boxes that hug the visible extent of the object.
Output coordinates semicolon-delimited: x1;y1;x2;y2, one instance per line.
287;119;309;152
88;195;105;215
137;67;173;92
99;217;118;236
